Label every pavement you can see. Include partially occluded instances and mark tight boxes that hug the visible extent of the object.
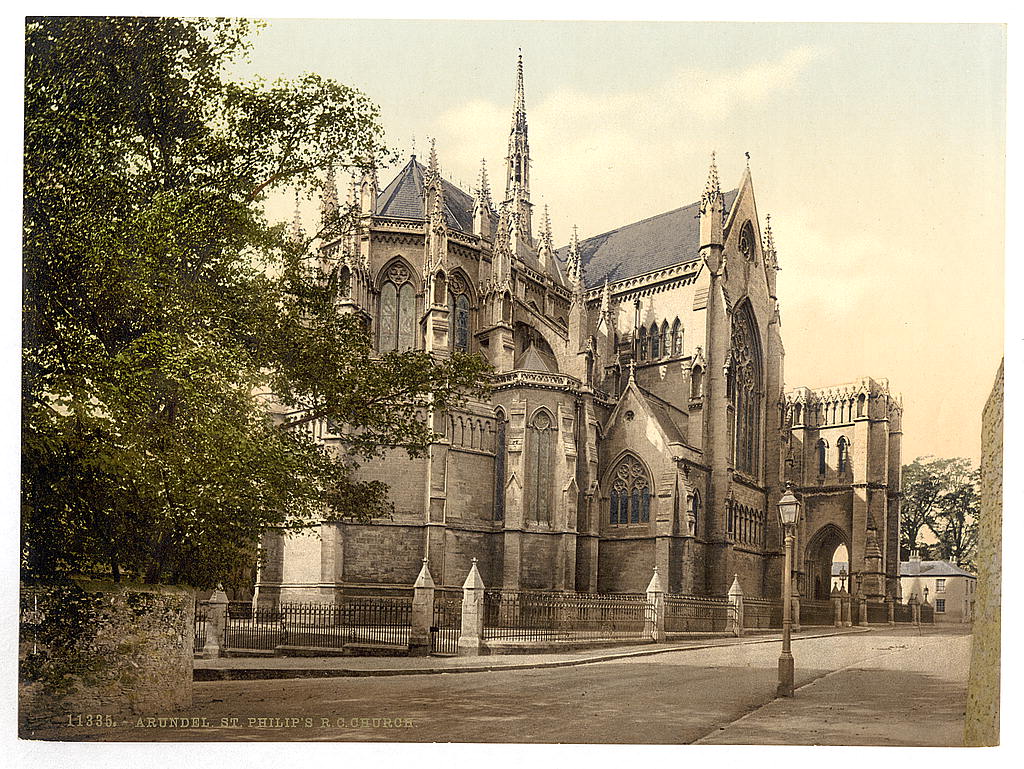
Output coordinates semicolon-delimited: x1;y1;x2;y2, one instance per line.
193;625;866;679
22;624;972;745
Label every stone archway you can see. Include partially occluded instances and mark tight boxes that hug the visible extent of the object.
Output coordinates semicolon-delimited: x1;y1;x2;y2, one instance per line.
804;524;849;601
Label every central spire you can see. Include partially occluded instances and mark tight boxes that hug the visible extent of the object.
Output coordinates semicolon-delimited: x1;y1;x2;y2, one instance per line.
504;51;532;249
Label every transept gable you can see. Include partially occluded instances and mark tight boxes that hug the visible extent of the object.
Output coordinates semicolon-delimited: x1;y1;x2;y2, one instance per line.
603;377;688;458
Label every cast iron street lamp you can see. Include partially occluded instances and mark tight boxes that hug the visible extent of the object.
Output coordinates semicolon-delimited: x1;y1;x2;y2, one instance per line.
777;483;801;697
839;566;847;592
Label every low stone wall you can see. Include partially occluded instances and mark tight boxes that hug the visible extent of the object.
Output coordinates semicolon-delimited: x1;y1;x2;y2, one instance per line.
19;580;194;736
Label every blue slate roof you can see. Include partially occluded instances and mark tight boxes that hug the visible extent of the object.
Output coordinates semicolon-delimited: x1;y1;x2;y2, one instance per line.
555;190;739;288
900;560;976;578
375;157;478;234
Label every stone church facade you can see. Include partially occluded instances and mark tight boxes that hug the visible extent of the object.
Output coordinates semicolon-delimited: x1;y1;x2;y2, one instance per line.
256;57;903;605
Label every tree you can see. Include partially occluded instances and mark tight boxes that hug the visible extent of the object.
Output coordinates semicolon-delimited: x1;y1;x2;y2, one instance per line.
900;456;980;568
22;17;488;588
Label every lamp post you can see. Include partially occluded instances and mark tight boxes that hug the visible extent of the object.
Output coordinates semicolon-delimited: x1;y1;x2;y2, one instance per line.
923;586;929;605
839;566;847;593
777;483;801;697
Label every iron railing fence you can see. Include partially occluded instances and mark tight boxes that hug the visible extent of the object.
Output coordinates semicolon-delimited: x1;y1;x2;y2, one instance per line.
800;599;835;626
921;604;935;623
867;602;889;624
223;606;285;651
431;588;462;655
743;598;783;629
894;603;914;623
483;590;651;642
194;602;208;653
223;597;411;652
664;594;731;633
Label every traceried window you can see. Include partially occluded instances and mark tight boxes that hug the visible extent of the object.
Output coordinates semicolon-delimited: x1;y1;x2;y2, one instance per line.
528;410;553;523
671;318;682;356
450;274;470;352
739;221;756;262
608;455;650;525
730;302;763;477
379;263;416;352
494;410;507;521
649;323;660;358
837;436;849;474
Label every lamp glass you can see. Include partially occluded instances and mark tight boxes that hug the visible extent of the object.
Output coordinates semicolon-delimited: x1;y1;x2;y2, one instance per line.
777;488;800;527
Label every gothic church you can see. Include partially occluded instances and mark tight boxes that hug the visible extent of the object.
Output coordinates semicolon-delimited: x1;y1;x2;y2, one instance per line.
257;57;904;605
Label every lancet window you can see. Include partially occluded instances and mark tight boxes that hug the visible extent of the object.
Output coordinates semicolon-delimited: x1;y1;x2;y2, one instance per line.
528;410;554;523
379;263;416;352
450;274;470;352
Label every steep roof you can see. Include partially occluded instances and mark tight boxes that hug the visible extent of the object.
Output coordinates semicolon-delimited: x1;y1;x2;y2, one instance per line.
375;157;477;234
899;560;976;578
555;189;738;288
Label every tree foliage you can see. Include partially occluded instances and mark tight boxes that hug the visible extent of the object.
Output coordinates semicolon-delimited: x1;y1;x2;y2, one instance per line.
23;17;489;588
900;456;980;568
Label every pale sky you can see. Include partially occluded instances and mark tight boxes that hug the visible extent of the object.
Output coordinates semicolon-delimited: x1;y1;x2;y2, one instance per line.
230;20;1006;464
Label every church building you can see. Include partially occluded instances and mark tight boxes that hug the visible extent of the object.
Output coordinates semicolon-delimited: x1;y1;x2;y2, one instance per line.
256;57;904;605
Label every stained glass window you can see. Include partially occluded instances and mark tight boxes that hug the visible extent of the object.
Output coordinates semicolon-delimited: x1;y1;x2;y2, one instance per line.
650;323;660;359
529;411;552;523
379;263;415;352
671;318;682;356
379;281;398;352
609;456;650;526
730;302;763;477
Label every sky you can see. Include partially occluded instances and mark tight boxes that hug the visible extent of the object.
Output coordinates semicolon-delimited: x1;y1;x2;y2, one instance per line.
227;20;1006;464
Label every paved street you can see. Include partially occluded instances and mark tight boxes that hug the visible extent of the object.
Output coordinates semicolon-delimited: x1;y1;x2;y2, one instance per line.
29;625;970;745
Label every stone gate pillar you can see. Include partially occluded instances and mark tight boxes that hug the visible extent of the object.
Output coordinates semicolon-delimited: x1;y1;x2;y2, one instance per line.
646;567;665;642
457;559;486;657
409;559;435;657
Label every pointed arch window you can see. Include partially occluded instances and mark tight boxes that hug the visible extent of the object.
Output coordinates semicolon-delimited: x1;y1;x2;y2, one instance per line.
671;319;682;356
649;323;660;359
690;365;704;399
449;274;470;352
379;263;416;352
494;410;507;521
817;439;828;476
837;436;849;475
609;455;650;526
660;321;670;358
528;410;553;523
730;302;763;477
687;490;700;536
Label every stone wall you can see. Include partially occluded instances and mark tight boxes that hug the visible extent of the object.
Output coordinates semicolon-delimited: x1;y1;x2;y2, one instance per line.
19;580;193;736
965;360;1002;746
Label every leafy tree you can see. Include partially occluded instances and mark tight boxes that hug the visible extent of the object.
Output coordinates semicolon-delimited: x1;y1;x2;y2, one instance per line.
23;17;488;588
900;456;980;568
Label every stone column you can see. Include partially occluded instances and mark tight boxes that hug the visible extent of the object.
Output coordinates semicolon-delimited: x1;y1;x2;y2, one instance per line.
833;592;843;627
646;567;665;642
791;584;802;633
409;559;435;657
858;596;868;626
201;584;228;659
457;558;486;657
886;594;896;626
727;575;744;637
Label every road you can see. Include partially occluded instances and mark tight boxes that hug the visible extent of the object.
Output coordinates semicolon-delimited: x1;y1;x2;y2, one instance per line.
27;625;971;745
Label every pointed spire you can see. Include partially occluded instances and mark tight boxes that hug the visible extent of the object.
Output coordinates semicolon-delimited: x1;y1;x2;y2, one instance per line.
763;214;779;270
477;158;492;209
539;205;553;249
321;164;339;227
504;52;532;246
703;151;721;201
566;224;584;297
511;50;526;134
427;137;439;180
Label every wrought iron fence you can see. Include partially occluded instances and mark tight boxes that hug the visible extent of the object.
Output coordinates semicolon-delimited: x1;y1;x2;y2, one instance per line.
194;602;208;653
894;603;914;623
431;588;462;655
921;604;935;623
800;599;835;626
867;602;889;624
223;606;285;651
743;598;783;629
483;590;651;642
664;594;730;633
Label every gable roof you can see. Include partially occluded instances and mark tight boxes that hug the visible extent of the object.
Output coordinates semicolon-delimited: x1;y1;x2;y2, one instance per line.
375;157;478;234
554;189;739;289
899;560;976;578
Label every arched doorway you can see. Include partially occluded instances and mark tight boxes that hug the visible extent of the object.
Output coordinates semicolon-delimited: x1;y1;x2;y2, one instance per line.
804;524;849;600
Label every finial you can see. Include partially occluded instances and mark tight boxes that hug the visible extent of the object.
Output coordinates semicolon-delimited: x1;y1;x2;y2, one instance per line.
411;133;416;158
745;151;750;167
427;137;438;176
471;557;478;565
628;359;636;383
704;151;721;197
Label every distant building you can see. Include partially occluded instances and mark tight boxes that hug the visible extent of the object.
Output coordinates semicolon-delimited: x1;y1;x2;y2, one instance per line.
900;553;976;623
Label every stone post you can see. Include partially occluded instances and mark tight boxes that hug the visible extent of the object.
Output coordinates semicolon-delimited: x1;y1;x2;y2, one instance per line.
409;558;435;657
886;594;896;626
727;574;744;637
201;583;228;659
457;558;486;657
841;587;852;627
833;592;843;627
858;596;868;626
791;584;801;633
646;567;666;642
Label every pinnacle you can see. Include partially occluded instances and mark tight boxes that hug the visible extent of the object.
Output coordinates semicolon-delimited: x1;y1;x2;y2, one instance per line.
704;151;721;198
477;158;492;206
427;137;439;177
540;204;553;247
